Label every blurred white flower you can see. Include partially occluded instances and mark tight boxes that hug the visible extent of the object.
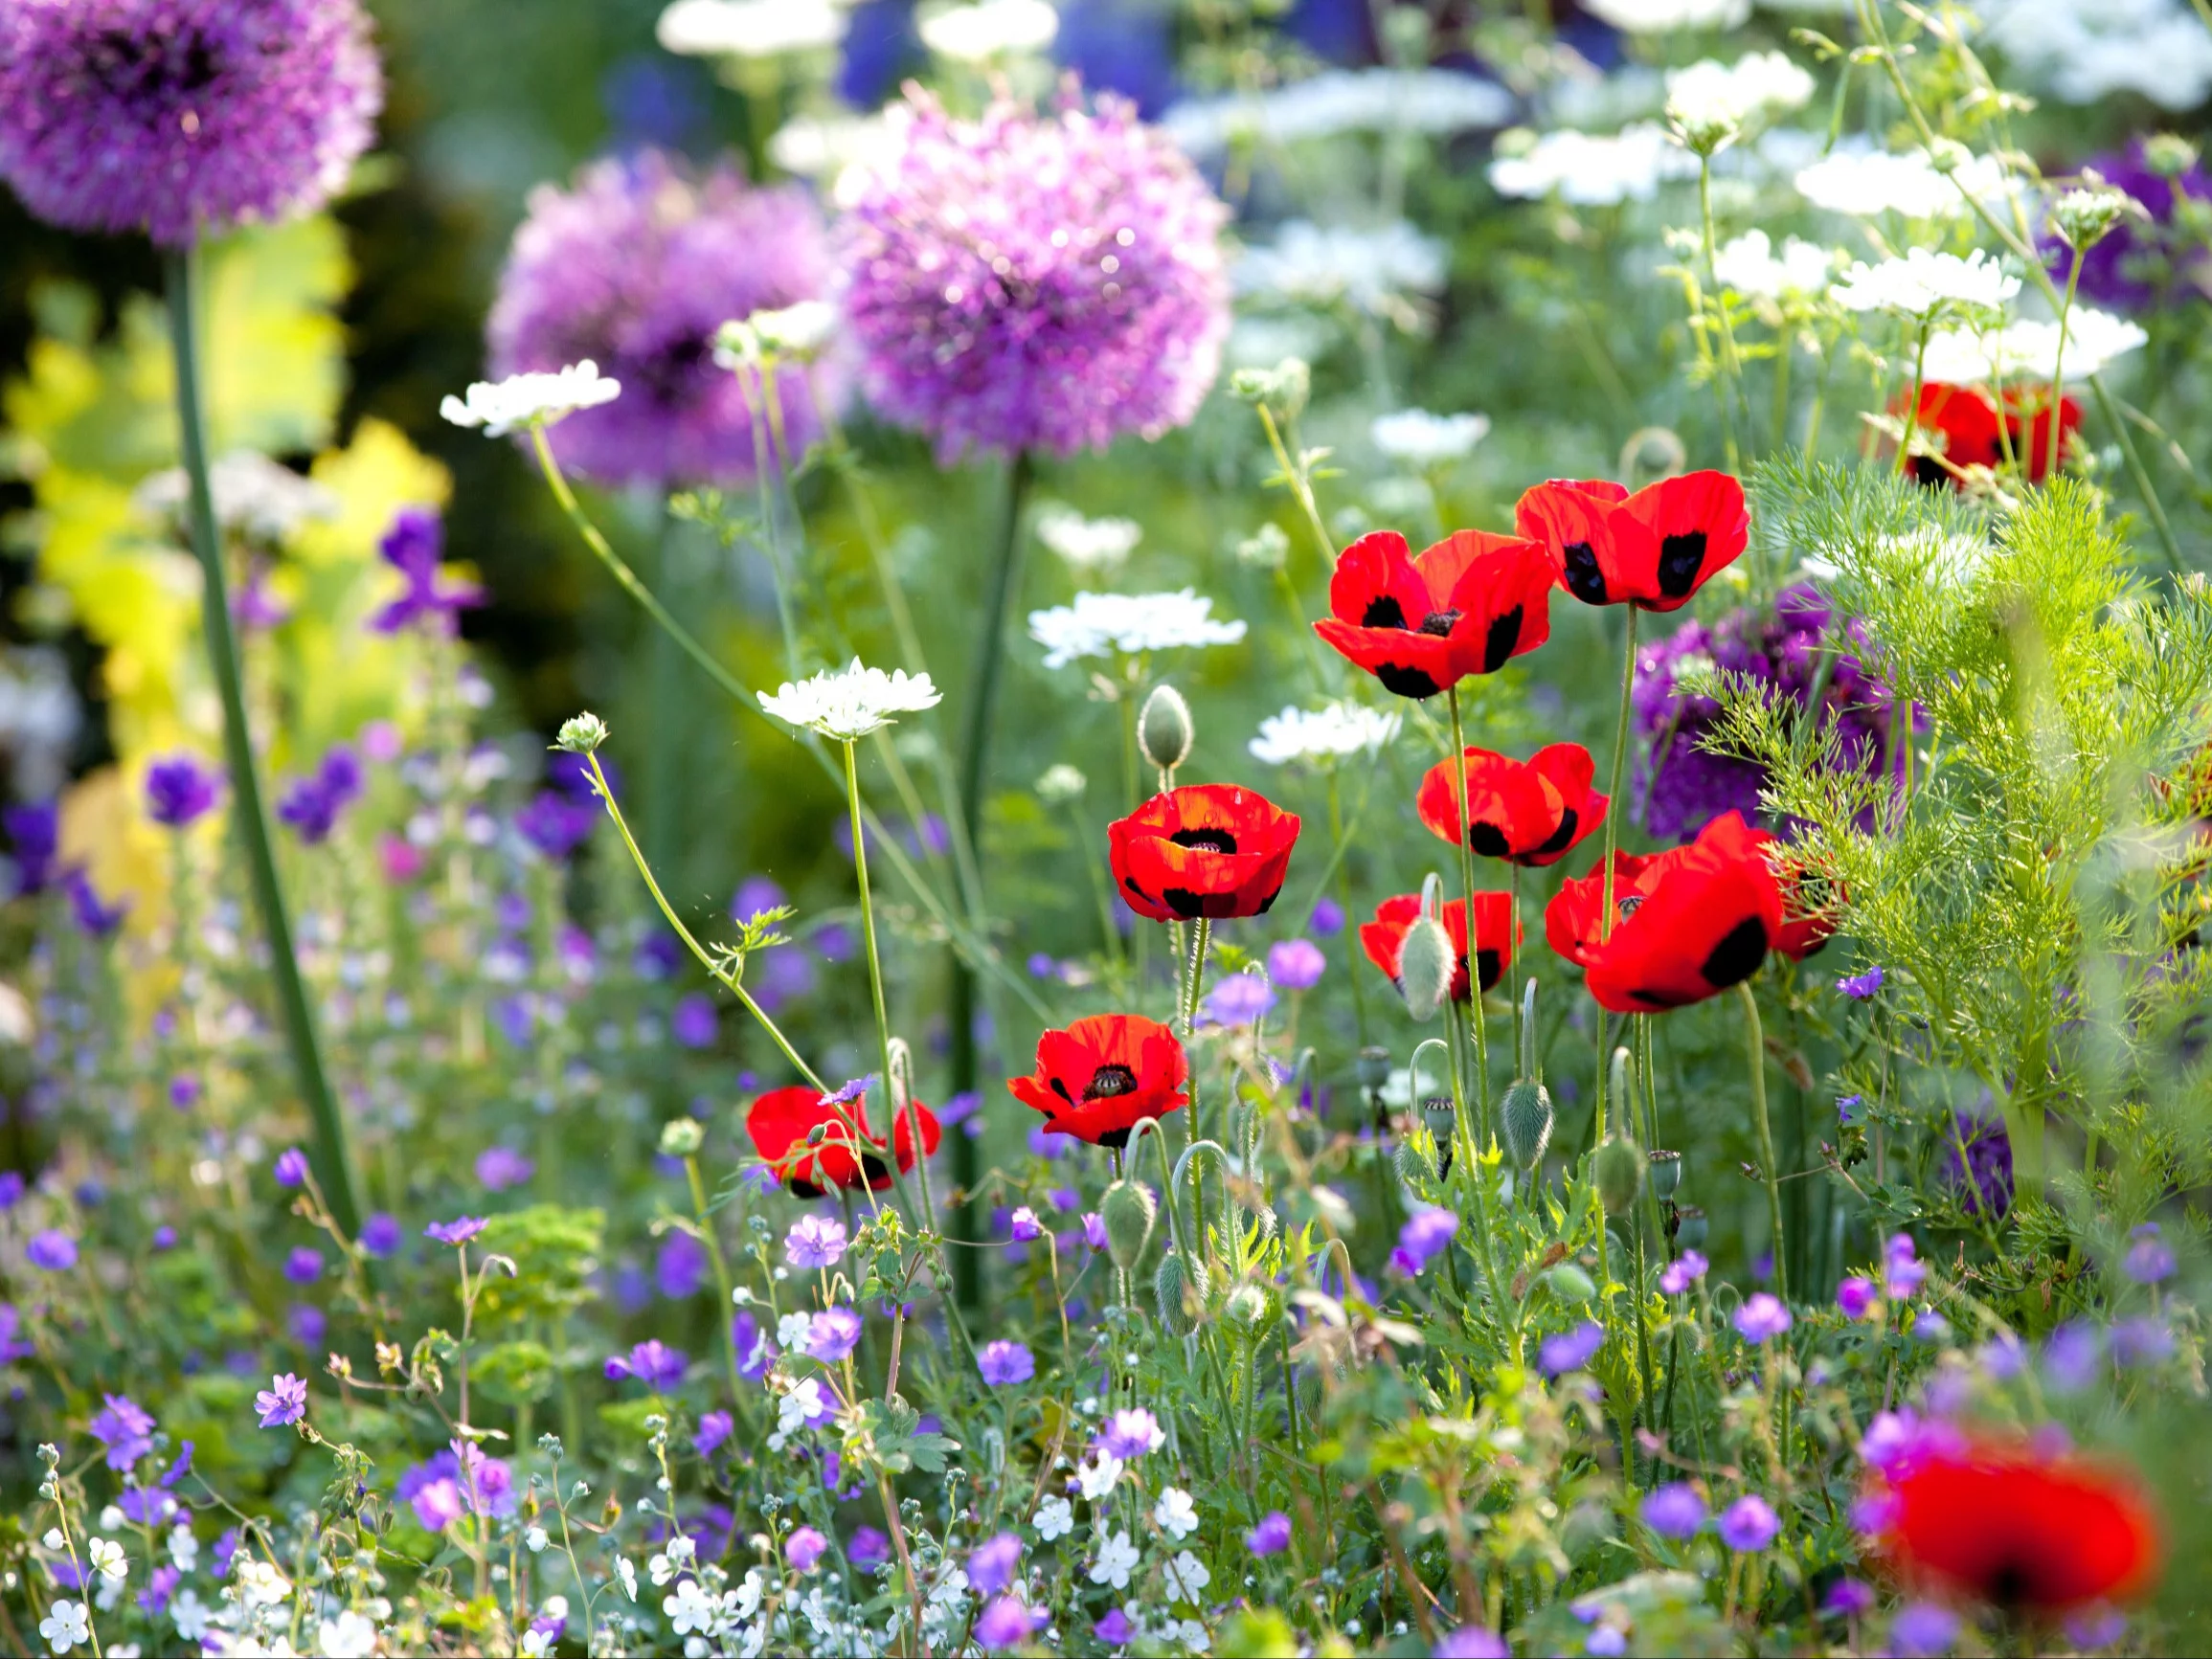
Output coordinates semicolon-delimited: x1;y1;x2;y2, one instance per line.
525;1525;550;1553
616;1558;639;1601
768;111;897;181
1975;0;2212;109
919;0;1057;60
1249;702;1401;767
775;1311;814;1350
1488;123;1697;206
1664;52;1815;146
317;1612;379;1659
167;1527;198;1571
1033;1495;1075;1540
1920;307;2148;384
664;1578;719;1637
1585;0;1751;31
440;362;621;437
657;0;846;57
777;1378;829;1433
1034;505;1142;574
1794;146;2009;219
715;301;838;368
1711;230;1832;300
758;659;942;740
1088;1529;1140;1590
1027;592;1246;669
1154;1488;1200;1540
1236;220;1448;314
1163;1549;1212;1601
1830;249;2020;318
135;450;339;542
1371;409;1490;465
1073;1451;1125;1501
1162;68;1511;155
170;1590;212;1641
86;1536;125;1582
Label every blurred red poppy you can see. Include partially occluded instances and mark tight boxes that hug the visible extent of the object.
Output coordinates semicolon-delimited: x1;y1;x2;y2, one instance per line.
1313;528;1556;699
1007;1014;1188;1148
746;1084;939;1198
1360;892;1521;1003
1109;784;1300;922
1515;470;1749;613
1900;382;2082;486
1415;743;1608;867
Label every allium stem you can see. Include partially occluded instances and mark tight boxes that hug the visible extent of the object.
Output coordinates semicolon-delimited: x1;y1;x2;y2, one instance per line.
1737;980;1788;1304
164;246;361;1238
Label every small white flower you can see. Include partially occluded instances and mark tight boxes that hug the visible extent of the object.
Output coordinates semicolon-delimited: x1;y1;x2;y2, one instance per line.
656;0;846;58
1163;1549;1211;1603
1920;305;2148;384
41;1529;63;1552
714;301;840;368
1027;591;1246;669
1584;0;1749;31
39;1599;89;1654
1711;230;1832;301
757;658;943;741
776;1312;814;1351
1794;146;2008;219
440;362;621;438
544;1597;569;1623
927;1567;970;1612
1248;701;1401;767
525;1526;550;1554
1034;504;1142;574
169;1589;212;1641
665;1578;718;1637
1162;67;1511;157
667;1536;697;1566
1153;1488;1199;1541
1371;409;1490;466
919;0;1058;61
734;1566;767;1621
87;1536;126;1582
1033;1496;1074;1541
1236;220;1449;314
1664;51;1815;146
97;1508;124;1534
1487;123;1696;207
777;1377;829;1436
1176;1617;1211;1650
237;1559;291;1606
521;1633;553;1659
649;1552;680;1588
1074;1452;1125;1502
316;1611;378;1659
616;1558;639;1602
1089;1530;1140;1590
1829;248;2020;319
1977;0;2212;110
167;1527;199;1571
134;450;340;543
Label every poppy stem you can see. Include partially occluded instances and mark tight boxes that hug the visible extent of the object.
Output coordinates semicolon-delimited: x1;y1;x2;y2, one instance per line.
1736;980;1789;1304
1444;687;1492;1142
1896;316;1931;481
1593;605;1639;1147
164;245;361;1238
1180;916;1213;1244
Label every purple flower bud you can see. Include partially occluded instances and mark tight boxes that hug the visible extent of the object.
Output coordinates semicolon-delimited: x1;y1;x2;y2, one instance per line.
786;1525;827;1574
282;1245;324;1285
273;1148;309;1189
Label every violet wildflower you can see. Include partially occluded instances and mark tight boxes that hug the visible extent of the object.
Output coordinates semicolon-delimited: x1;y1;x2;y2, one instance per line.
273;1148;309;1189
516;791;595;861
979;1340;1035;1386
277;746;365;844
605;1339;687;1390
1859;1409;1927;1475
255;1372;307;1427
1394;1209;1460;1276
1096;1407;1163;1458
670;994;718;1050
488;148;842;486
1008;1206;1044;1243
1717;1493;1780;1552
1821;1577;1876;1617
1838;965;1884;998
1268;938;1326;989
1939;1109;2013;1218
2123;1222;2177;1285
975;1597;1045;1650
63;869;128;936
804;1308;863;1363
1246;1511;1292;1557
289;1302;327;1347
693;1410;734;1459
0;1171;20;1208
2064;1606;2129;1650
138;1563;179;1617
1433;1629;1510;1659
656;1232;709;1301
5;800;56;895
786;1525;828;1574
2043;1320;2101;1392
0;0;382;248
1200;973;1278;1027
1082;1212;1109;1251
2110;1316;2174;1368
369;507;482;635
1885;1233;1928;1298
1639;1483;1705;1539
282;1246;324;1285
1735;1292;1794;1343
1837;1276;1878;1320
1889;1603;1960;1658
848;1526;892;1571
145;754;221;827
423;1216;486;1247
1094;1607;1133;1646
837;84;1230;460
475;1146;534;1191
26;1229;77;1270
786;1215;848;1269
1659;1249;1707;1294
88;1394;155;1470
1586;1632;1627;1658
1540;1321;1605;1377
969;1532;1024;1596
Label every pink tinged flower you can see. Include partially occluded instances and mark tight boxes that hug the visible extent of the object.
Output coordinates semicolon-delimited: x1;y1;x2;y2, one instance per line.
1082;1212;1108;1251
255;1372;307;1427
409;1477;465;1533
786;1526;828;1573
1717;1493;1780;1553
1734;1292;1794;1343
1095;1407;1163;1459
89;1394;156;1470
1885;1231;1928;1298
1658;1248;1708;1294
975;1596;1046;1650
1245;1512;1291;1557
1266;938;1326;990
978;1340;1035;1386
968;1532;1023;1597
786;1215;848;1269
424;1217;487;1246
475;1146;534;1190
604;1340;687;1390
1836;1276;1878;1320
804;1308;863;1363
1008;1206;1043;1242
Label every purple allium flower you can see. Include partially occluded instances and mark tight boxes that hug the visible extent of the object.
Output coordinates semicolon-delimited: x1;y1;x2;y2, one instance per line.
1266;937;1327;991
1838;965;1884;998
670;993;718;1050
1540;1321;1605;1377
1716;1493;1780;1553
424;1216;487;1246
89;1394;156;1469
787;1525;829;1574
1095;1406;1163;1459
804;1307;863;1363
604;1339;687;1390
1082;1212;1109;1251
1837;1276;1878;1320
369;506;482;634
1734;1292;1794;1344
848;1526;891;1571
2123;1222;2177;1285
2039;141;2212;311
1633;584;1906;843
837;84;1230;461
63;868;127;935
1433;1628;1510;1659
694;1409;734;1458
0;0;382;248
277;745;364;844
979;1339;1035;1386
282;1245;324;1285
1094;1607;1133;1646
1200;972;1277;1027
1889;1602;1960;1658
273;1148;309;1189
787;1215;848;1270
1639;1482;1705;1540
255;1371;307;1427
1821;1576;1876;1617
25;1229;77;1270
1939;1109;2013;1219
656;1231;709;1301
145;753;221;827
488;148;842;486
2109;1315;2174;1368
516;791;596;861
969;1532;1024;1597
1395;1208;1460;1276
1246;1511;1292;1557
975;1596;1045;1650
1659;1249;1708;1295
475;1146;534;1191
1007;1206;1044;1243
5;800;56;894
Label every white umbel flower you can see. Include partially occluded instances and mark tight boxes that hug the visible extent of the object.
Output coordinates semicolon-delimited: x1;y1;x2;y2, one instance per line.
715;301;839;368
1488;123;1697;206
1586;0;1751;30
135;451;339;543
919;0;1058;60
1371;409;1490;466
1711;230;1832;300
1034;505;1142;574
1794;146;2008;219
1976;0;2212;111
1027;592;1246;669
1162;68;1511;155
1665;52;1816;146
757;660;942;741
441;362;621;437
1829;249;2020;318
657;0;846;57
1249;702;1402;767
1920;306;2149;385
1235;221;1449;313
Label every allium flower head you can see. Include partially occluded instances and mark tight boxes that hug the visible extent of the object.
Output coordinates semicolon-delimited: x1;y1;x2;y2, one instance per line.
758;659;941;741
484;149;843;485
0;0;382;249
837;83;1230;460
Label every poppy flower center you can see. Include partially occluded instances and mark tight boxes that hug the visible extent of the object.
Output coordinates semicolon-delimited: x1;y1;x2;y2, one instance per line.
1416;608;1462;638
1083;1064;1140;1101
1169;827;1238;855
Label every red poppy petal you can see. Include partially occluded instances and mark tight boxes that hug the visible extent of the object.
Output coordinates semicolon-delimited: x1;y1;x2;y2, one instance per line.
1326;530;1433;632
1618;470;1749;612
1516;480;1635;607
1314;617;1462;700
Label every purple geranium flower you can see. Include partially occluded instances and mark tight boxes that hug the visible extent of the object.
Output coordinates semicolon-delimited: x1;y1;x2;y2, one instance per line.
1837;1276;1878;1320
670;993;718;1050
1266;938;1326;990
1199;972;1277;1028
786;1525;828;1573
656;1232;710;1301
1433;1629;1510;1659
1007;1206;1043;1243
1393;1208;1459;1277
975;1597;1045;1650
605;1339;687;1390
2123;1223;2176;1285
1245;1511;1291;1557
516;790;595;860
2110;1316;2173;1369
2039;141;2212;311
969;1532;1023;1597
475;1146;534;1191
255;1372;307;1427
979;1339;1035;1386
1889;1603;1960;1658
1081;1212;1108;1251
26;1229;77;1270
369;506;483;634
1095;1407;1163;1459
848;1526;891;1570
1885;1232;1928;1299
360;1212;401;1257
1821;1577;1876;1617
1940;1109;2013;1219
1734;1293;1794;1344
1539;1321;1605;1377
804;1308;863;1363
1095;1607;1133;1647
1838;965;1884;998
282;1245;324;1285
1639;1482;1705;1540
787;1215;848;1270
63;868;128;936
89;1394;156;1470
146;754;222;827
424;1217;487;1246
1659;1249;1708;1295
277;745;365;844
694;1410;733;1459
1717;1493;1780;1553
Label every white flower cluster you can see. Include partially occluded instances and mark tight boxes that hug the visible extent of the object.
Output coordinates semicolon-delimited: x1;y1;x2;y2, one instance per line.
1235;221;1449;314
767;111;898;181
919;0;1058;61
1975;0;2212;111
1034;504;1143;574
1371;408;1490;465
135;450;339;543
1711;230;1832;300
1027;591;1247;669
1249;702;1402;766
757;659;943;740
1829;249;2020;319
714;301;839;368
1794;145;2011;220
1920;306;2150;384
1162;68;1513;155
656;0;846;57
1488;123;1699;206
1585;0;1752;30
1664;52;1817;146
441;362;621;437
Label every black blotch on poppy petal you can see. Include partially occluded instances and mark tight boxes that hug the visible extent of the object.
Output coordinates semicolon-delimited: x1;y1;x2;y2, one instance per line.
1163;888;1207;918
1658;530;1708;597
860;1154;891;1184
1050;1076;1073;1104
1475;949;1501;991
1123;876;1150;902
1699;915;1770;988
1096;1127;1133;1150
1563;541;1608;603
1169;826;1238;855
789;1177;826;1200
1468;821;1510;858
1362;594;1409;629
1533;806;1581;860
1256;884;1282;914
1375;662;1442;698
1482;606;1523;672
1628;987;1691;1010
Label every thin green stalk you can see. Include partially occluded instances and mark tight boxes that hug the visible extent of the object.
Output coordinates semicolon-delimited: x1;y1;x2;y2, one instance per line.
1445;688;1492;1139
1737;980;1788;1304
2089;374;2184;573
685;1155;749;1407
2047;245;2084;482
1180;916;1213;1245
164;246;360;1235
1697;156;1745;473
1896;318;1931;480
1326;770;1369;1046
1593;607;1641;1139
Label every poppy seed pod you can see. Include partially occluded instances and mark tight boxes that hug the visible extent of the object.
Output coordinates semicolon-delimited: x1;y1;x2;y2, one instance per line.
1421;1095;1458;1178
1673;1205;1709;1251
1100;1179;1158;1272
1155;1251;1208;1334
1649;1149;1682;1199
1501;1079;1554;1172
1356;1045;1394;1093
1139;684;1195;773
1594;1134;1645;1217
1397;916;1456;1022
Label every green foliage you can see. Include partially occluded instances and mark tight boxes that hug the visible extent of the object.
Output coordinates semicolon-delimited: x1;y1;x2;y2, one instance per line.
470;1206;605;1330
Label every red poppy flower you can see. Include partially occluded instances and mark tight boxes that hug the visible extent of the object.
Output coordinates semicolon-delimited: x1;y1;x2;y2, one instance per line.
1415;743;1608;868
1109;784;1300;922
1744;827;1838;960
745;1084;940;1199
1900;382;2083;486
1360;892;1522;1003
1514;471;1749;613
1007;1014;1189;1148
1313;528;1557;699
1544;810;1783;1013
1873;1438;2161;1611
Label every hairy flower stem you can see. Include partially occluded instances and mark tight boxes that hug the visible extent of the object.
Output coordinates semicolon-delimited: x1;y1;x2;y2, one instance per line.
1180;916;1213;1245
1446;687;1493;1140
165;247;361;1237
947;449;1034;1303
1737;980;1788;1304
1592;606;1640;1146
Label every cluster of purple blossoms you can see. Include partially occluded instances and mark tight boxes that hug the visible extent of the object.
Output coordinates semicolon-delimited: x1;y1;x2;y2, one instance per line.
2041;141;2212;311
89;1393;155;1469
1659;1249;1708;1295
396;1440;515;1533
0;0;382;248
836;84;1230;461
145;753;221;827
277;744;364;844
370;507;482;635
488;147;843;487
1632;584;1902;844
1199;972;1276;1028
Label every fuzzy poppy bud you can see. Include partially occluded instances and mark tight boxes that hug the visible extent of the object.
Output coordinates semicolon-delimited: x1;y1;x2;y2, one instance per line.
1421;1095;1457;1179
1155;1251;1207;1334
1649;1149;1682;1199
1396;916;1455;1022
1139;684;1195;773
1673;1205;1708;1251
1548;1262;1597;1303
1501;1079;1553;1172
1224;1283;1272;1333
658;1118;704;1158
1594;1134;1644;1217
1394;1138;1435;1188
1100;1179;1158;1273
